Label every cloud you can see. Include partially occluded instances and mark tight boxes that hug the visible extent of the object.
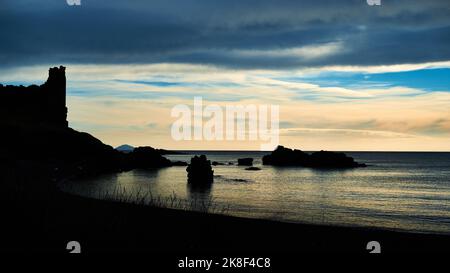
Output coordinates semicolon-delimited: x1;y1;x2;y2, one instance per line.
280;127;417;139
231;42;344;60
1;1;450;150
1;59;449;151
1;0;450;69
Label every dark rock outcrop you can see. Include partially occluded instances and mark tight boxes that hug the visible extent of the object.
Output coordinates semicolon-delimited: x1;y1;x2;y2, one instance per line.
238;158;253;166
308;150;366;168
0;121;126;179
212;161;225;166
158;149;183;155
262;146;309;166
171;161;188;166
245;167;261;171
186;155;214;185
128;146;172;168
230;178;249;182
263;146;366;169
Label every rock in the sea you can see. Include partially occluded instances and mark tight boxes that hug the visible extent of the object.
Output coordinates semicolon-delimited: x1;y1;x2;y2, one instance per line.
212;161;225;166
171;161;188;166
238;158;253;166
308;150;366;168
129;146;172;168
263;145;366;168
245;167;261;171
186;155;214;185
262;146;309;166
228;178;249;182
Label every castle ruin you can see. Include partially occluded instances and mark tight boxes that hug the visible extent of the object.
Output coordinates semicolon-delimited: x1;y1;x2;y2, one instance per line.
0;66;68;128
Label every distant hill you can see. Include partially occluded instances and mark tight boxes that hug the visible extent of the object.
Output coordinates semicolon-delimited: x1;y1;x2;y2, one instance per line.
115;144;183;155
115;144;135;153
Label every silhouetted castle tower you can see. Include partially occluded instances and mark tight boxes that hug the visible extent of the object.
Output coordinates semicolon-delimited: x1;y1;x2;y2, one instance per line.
0;66;68;128
43;66;68;127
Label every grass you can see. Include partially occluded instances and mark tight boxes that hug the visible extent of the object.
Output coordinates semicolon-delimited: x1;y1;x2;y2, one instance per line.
66;186;232;215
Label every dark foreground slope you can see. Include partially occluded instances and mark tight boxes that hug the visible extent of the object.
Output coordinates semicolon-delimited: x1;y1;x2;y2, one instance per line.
4;191;450;254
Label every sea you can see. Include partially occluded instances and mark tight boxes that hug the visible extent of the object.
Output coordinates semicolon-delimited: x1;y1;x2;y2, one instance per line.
59;151;450;235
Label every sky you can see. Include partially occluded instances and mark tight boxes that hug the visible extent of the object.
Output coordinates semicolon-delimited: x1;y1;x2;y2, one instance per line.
1;0;450;151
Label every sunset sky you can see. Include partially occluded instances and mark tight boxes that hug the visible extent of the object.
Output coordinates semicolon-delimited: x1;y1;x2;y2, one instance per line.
1;0;450;151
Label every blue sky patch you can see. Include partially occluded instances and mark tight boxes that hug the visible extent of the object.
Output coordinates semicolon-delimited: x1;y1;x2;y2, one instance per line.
277;68;450;92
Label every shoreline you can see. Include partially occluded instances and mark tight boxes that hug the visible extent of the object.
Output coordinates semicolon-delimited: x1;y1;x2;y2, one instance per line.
59;184;450;238
4;186;449;253
47;191;450;253
3;157;449;254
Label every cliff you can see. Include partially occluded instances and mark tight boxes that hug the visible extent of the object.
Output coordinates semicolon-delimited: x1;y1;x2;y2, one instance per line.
0;66;173;178
0;66;123;177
